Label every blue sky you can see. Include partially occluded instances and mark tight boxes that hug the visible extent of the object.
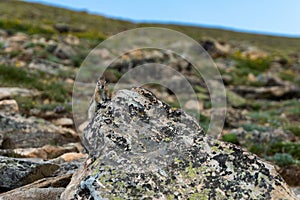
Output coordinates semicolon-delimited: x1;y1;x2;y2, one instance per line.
26;0;300;37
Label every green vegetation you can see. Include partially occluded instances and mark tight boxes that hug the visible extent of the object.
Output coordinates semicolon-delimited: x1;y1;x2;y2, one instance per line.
230;56;272;86
241;123;268;132
268;142;300;160
235;56;271;74
0;1;299;52
0;19;55;35
267;153;299;166
226;90;246;108
247;110;287;127
249;144;266;155
279;69;297;83
285;125;300;137
0;65;71;102
222;133;239;144
249;141;300;166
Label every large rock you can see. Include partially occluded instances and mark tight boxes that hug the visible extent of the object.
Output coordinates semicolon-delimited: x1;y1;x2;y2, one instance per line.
0;143;81;159
62;88;296;199
0;113;79;149
0;156;59;190
0;99;19;115
0;188;64;200
200;40;231;58
28;59;70;75
0;174;72;200
231;76;300;100
0;87;40;100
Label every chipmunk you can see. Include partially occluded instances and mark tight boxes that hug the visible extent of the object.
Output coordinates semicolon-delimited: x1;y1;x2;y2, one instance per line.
88;78;110;120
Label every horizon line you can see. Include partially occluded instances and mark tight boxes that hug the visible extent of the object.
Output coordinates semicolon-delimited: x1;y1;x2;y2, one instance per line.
24;0;300;38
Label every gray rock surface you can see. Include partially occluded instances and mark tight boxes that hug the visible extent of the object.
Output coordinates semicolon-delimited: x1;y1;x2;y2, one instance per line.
0;156;59;190
0;113;78;149
232;84;300;100
0;87;40;100
0;100;19;115
62;88;296;199
0;173;72;200
0;188;64;200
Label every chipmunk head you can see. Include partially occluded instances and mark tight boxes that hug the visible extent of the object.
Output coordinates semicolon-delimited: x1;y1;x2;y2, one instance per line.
96;79;106;90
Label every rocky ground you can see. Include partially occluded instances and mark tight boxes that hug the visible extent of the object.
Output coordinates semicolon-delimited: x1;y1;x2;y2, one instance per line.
0;2;300;199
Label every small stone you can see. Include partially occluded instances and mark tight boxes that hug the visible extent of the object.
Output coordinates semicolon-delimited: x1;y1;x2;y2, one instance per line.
59;152;87;162
0;99;19;115
64;34;80;45
52;118;73;127
248;73;257;82
9;33;29;43
184;99;203;111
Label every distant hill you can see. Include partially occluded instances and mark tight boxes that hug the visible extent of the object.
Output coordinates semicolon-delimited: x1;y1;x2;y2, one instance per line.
0;1;300;52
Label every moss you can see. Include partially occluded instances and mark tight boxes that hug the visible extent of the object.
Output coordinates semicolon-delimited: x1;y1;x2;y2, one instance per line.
222;133;239;144
186;162;196;178
167;194;175;200
189;189;210;200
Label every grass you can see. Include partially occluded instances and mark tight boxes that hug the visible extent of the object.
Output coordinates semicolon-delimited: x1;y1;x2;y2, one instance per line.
285;125;300;137
0;65;71;102
229;55;272;86
279;69;297;83
0;19;55;35
267;142;300;160
267;153;299;166
222;133;239;144
235;56;271;74
0;1;299;53
241;123;268;132
248;140;300;166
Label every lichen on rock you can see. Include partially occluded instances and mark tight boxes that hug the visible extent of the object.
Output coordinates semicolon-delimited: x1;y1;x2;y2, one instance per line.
62;87;296;199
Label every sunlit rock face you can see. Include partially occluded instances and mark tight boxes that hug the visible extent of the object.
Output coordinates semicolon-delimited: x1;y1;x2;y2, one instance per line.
62;88;296;200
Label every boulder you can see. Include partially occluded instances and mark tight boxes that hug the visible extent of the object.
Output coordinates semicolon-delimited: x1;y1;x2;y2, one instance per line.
28;59;69;75
0;143;80;159
0;156;59;190
53;44;76;59
0;173;72;200
61;88;296;199
0;87;40;100
0;113;79;149
232;85;300;100
0;188;64;200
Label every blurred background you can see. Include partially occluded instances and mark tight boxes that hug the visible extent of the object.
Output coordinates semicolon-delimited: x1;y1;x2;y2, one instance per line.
0;0;299;197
